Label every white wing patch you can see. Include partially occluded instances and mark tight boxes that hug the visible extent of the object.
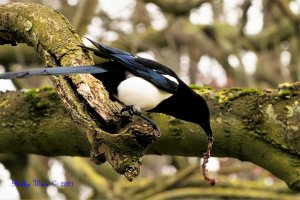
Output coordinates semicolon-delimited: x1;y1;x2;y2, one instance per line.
152;69;179;85
162;74;179;85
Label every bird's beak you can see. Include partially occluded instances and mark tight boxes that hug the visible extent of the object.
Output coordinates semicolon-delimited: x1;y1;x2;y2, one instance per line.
201;122;213;141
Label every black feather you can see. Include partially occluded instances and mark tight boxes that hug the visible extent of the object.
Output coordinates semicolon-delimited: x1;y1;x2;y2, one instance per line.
0;66;107;79
81;39;179;93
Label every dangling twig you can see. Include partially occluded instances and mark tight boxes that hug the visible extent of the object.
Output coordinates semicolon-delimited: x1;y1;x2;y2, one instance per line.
201;139;216;186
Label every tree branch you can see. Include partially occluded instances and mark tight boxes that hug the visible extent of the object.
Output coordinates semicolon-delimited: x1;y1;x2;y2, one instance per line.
0;88;90;156
0;2;160;181
0;84;300;191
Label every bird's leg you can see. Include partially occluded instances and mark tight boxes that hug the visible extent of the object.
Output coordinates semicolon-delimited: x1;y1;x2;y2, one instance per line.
121;105;140;117
121;105;160;132
201;137;216;186
139;114;161;133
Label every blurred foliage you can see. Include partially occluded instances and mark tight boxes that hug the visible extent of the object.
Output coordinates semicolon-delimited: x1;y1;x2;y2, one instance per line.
0;0;299;199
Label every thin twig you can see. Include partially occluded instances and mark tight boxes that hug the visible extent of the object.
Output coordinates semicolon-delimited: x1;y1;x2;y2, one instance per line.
201;139;216;186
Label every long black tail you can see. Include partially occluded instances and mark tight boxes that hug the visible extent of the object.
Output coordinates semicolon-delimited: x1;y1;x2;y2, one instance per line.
0;66;107;79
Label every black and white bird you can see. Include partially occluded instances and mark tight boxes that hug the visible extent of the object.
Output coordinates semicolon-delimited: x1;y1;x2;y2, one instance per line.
0;39;213;139
0;39;215;184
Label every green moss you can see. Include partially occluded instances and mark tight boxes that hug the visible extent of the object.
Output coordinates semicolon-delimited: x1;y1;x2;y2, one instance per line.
24;88;52;110
278;89;294;98
216;87;264;105
278;82;294;89
24;88;40;102
24;20;32;31
47;88;58;99
25;87;56;96
0;98;9;108
286;106;293;117
68;74;83;85
39;87;58;99
277;82;300;98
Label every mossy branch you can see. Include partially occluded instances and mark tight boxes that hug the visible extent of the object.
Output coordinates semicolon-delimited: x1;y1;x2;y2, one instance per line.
0;84;300;191
0;3;300;191
0;2;159;181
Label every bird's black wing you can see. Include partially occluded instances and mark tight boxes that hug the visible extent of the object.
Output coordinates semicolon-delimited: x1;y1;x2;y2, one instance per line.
80;38;179;93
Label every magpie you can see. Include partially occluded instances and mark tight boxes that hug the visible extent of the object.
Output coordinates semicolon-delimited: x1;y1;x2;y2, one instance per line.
0;38;215;185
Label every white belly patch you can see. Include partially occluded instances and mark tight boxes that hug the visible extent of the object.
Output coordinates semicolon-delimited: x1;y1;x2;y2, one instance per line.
117;76;173;111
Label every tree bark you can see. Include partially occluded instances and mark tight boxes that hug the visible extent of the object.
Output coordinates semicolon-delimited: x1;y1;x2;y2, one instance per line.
0;2;159;181
0;84;300;191
0;2;300;191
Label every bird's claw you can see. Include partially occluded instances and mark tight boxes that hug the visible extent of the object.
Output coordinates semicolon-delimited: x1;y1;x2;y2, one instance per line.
121;105;160;133
121;105;141;117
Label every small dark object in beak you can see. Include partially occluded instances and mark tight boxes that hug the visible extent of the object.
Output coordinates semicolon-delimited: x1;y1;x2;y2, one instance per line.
201;138;216;186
